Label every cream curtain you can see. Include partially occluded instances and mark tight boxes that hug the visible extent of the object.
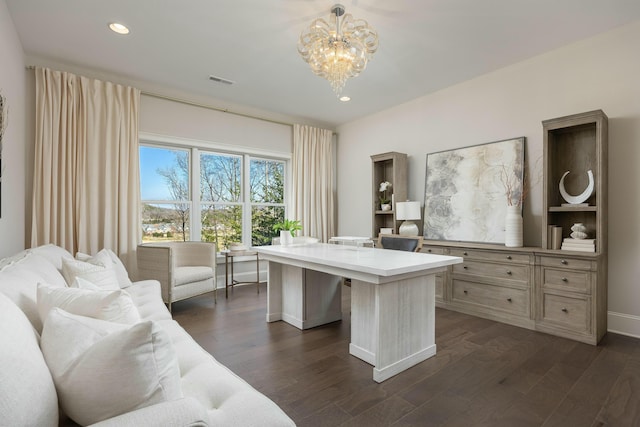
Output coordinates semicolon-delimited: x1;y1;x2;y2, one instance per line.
31;68;140;269
291;124;335;242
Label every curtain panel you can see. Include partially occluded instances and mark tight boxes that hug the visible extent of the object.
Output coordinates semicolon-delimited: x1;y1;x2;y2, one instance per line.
292;124;335;242
32;68;140;269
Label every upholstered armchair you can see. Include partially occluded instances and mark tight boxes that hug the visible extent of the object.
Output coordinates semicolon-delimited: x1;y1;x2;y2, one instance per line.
136;242;217;312
377;234;424;252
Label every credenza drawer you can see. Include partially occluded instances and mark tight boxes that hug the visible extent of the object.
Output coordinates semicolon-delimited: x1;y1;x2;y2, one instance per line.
538;256;593;271
452;279;529;316
542;268;591;293
541;293;590;333
453;260;529;282
421;246;446;255
449;248;531;264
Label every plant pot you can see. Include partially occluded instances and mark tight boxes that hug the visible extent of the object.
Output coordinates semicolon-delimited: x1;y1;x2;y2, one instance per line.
381;203;391;211
280;230;293;246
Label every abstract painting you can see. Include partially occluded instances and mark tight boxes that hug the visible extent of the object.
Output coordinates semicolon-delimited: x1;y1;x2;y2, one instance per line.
423;137;525;243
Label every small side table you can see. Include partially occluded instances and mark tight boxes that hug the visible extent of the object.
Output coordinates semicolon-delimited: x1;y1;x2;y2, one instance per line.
224;250;260;298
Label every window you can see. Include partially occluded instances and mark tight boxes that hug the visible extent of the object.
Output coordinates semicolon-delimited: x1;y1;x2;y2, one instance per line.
140;143;287;251
249;158;285;246
140;146;191;242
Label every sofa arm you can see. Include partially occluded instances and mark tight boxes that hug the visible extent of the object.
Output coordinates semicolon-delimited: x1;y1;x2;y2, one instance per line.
88;397;209;427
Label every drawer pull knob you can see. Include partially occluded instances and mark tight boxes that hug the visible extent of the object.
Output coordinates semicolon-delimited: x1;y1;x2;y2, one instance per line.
463;251;468;256
507;255;512;260
507;298;512;302
562;277;568;282
506;270;512;275
427;249;432;252
562;307;568;313
463;265;468;270
463;290;468;294
561;260;568;265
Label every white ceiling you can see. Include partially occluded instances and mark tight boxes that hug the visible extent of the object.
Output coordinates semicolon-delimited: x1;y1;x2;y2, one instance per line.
7;0;640;127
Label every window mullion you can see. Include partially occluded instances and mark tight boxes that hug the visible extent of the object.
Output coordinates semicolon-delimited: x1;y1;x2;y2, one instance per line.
191;148;201;241
243;154;252;247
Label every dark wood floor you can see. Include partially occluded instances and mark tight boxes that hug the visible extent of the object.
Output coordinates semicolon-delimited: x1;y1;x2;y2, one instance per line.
172;283;640;427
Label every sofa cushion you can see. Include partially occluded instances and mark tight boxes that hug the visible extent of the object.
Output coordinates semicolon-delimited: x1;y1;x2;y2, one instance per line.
76;248;133;288
38;281;141;325
0;252;67;332
41;308;183;426
175;266;214;286
0;292;58;427
61;257;120;290
30;243;74;271
126;280;173;322
157;319;295;426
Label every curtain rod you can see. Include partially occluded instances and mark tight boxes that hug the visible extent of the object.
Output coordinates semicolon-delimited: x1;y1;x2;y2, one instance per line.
25;65;294;128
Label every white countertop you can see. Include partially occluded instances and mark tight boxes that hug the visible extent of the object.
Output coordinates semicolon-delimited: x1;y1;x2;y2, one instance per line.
256;243;462;278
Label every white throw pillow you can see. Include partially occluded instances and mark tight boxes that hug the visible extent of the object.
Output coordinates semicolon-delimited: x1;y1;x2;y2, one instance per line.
37;281;141;325
61;257;120;290
76;249;132;288
0;292;58;427
40;308;183;426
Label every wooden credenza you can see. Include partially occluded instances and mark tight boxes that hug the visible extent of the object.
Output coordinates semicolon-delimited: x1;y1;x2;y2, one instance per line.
423;241;606;345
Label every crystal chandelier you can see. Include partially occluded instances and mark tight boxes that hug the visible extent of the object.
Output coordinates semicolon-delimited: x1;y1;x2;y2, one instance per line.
298;4;379;97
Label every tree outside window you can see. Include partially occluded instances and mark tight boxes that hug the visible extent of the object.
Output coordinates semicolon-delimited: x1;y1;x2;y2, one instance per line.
140;146;190;242
139;144;287;250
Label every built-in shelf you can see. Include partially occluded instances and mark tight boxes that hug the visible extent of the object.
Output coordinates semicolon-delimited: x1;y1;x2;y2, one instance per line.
548;206;598;212
371;152;407;238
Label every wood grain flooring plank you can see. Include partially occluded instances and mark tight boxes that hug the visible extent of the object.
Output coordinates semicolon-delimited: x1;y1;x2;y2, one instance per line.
593;344;640;426
171;283;640;427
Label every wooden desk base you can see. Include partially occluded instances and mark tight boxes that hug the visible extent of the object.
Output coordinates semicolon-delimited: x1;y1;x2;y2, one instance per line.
266;260;438;382
349;275;436;383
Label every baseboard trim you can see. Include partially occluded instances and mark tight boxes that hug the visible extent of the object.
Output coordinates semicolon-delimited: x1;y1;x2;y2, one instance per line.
608;311;640;339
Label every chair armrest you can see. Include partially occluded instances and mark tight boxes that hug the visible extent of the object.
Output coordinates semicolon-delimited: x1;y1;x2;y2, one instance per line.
136;245;174;301
88;397;209;427
172;242;216;270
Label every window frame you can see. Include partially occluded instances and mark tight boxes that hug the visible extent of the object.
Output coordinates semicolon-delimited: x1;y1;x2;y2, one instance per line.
139;133;291;250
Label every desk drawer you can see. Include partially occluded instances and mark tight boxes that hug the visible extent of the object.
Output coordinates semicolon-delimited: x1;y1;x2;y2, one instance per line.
449;248;530;264
541;293;590;333
452;279;529;316
453;260;529;282
542;268;590;293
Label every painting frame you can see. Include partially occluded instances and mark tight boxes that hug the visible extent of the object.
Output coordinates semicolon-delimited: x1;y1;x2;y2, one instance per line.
423;137;525;244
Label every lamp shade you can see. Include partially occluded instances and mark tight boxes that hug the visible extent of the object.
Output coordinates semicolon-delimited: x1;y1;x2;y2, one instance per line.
396;201;421;221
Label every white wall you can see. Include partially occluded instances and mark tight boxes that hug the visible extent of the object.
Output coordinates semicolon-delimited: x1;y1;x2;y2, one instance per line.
336;20;640;336
0;0;26;258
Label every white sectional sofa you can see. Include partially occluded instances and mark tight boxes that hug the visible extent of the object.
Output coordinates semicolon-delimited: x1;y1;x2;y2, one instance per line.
0;244;295;426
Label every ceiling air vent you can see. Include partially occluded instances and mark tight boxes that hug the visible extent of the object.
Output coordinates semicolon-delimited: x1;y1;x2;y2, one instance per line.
209;75;235;85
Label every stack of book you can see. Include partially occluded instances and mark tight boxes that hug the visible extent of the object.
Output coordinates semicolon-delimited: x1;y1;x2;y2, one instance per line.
561;238;596;252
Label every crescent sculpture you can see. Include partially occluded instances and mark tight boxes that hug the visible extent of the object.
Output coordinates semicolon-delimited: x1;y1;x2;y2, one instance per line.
559;170;594;204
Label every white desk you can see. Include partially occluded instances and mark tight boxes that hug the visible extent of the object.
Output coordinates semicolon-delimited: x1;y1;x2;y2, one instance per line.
256;243;462;382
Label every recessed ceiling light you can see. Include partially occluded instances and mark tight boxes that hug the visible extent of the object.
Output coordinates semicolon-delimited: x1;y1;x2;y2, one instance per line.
109;22;130;35
339;96;351;102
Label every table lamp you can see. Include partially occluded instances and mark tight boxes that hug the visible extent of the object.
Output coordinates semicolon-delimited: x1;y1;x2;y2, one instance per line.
396;201;421;236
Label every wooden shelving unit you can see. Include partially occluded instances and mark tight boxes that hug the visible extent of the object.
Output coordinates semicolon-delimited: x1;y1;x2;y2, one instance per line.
371;152;407;238
537;109;608;344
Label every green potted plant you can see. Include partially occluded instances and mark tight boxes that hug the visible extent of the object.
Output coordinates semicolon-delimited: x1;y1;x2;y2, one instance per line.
273;219;302;245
